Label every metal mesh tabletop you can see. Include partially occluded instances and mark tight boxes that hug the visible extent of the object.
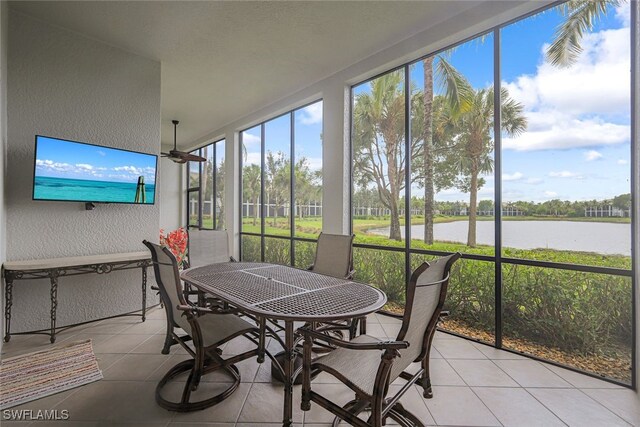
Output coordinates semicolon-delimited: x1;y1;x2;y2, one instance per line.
181;262;386;321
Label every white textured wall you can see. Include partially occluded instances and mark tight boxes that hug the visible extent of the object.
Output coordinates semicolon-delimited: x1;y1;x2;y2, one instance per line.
159;144;183;231
6;11;161;333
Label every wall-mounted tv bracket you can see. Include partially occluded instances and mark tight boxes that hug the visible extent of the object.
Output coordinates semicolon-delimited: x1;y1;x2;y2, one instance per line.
85;202;96;210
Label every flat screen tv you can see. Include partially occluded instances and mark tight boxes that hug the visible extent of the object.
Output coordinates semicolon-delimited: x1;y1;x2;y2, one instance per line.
33;135;158;205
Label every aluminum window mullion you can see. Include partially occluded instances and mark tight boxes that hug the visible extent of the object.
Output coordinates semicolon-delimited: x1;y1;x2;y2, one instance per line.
494;29;503;349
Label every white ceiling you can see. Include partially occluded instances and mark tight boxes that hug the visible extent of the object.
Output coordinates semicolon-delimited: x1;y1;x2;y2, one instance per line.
11;1;501;148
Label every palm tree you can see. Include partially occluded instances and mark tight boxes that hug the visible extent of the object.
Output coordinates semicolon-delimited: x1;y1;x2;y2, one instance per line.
546;0;624;67
450;87;526;246
422;55;474;244
352;71;406;241
243;164;261;227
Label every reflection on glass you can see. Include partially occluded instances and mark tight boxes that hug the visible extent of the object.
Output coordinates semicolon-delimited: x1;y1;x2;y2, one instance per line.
264;237;291;266
294;240;316;269
215;140;226;230
353;247;405;313
201;144;214;229
352;70;406;248
294;101;323;237
241;235;261;262
242;126;262;234
407;34;495;254
503;264;632;384
189;154;200;189
500;4;631;267
264;115;291;236
188;191;199;227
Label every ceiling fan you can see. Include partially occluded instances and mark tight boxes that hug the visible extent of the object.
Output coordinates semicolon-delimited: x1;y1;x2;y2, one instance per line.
161;120;206;164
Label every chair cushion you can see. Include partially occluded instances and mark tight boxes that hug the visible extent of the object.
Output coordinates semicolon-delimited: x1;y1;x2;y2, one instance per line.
312;334;384;396
196;313;256;347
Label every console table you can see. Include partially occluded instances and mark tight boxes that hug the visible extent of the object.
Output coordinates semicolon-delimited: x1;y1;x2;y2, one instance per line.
2;251;152;343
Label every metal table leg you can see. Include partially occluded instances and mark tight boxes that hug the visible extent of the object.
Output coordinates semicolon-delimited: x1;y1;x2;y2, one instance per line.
141;265;147;322
282;320;295;427
49;271;59;343
3;273;14;343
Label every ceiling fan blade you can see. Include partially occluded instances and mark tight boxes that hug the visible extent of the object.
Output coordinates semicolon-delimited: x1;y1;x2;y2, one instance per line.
180;152;207;162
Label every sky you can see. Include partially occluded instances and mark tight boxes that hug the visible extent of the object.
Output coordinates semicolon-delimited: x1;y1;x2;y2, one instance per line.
354;2;632;204
35;136;157;184
241;100;323;173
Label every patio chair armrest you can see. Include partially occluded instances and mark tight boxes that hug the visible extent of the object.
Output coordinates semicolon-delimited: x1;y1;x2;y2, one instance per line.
301;327;408;350
176;304;241;316
177;304;214;314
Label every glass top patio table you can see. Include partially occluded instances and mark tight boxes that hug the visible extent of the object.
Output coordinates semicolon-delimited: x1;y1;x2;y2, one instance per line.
181;262;387;426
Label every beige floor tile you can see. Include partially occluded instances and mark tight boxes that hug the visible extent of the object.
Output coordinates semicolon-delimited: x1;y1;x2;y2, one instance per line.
544;363;625;389
375;314;402;325
528;388;630;427
364;323;388;339
59;381;173;423
493;360;571;388
433;339;487;360
120;319;167;335
130;334;171;355
222;336;259;355
385;384;435;426
79;321;135;335
381;323;401;338
582;388;640;426
448;359;519;387
165;382;251;423
93;333;155;354
102;353;168;381
145;354;191;382
424;385;501;426
425;359;466;386
237;383;304;424
302;382;355;424
95;352;125;371
473;387;565;427
471;342;527;360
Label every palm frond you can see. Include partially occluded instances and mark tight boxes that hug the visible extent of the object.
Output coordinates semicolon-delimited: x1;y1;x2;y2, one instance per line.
546;0;621;67
434;56;474;117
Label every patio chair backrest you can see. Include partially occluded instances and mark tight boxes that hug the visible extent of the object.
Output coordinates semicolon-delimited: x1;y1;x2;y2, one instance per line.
390;253;461;381
311;232;355;278
187;229;231;268
144;240;192;333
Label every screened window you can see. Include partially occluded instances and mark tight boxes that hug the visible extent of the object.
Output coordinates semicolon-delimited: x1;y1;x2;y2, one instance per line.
186;139;226;230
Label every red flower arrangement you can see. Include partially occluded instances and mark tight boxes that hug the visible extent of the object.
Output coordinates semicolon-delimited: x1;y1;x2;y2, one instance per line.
160;227;189;269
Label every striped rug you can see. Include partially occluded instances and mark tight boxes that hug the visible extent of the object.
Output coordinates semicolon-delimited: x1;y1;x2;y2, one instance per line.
0;339;103;409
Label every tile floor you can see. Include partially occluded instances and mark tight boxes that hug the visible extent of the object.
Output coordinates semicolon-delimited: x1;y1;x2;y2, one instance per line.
2;307;639;426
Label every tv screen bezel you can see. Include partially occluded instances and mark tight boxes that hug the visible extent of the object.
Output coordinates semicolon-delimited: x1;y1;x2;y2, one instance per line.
32;134;159;205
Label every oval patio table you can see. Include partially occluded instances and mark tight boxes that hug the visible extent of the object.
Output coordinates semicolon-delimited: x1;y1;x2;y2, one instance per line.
181;262;387;427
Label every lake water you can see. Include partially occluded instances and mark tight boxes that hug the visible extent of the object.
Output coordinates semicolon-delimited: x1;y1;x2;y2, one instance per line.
369;220;631;256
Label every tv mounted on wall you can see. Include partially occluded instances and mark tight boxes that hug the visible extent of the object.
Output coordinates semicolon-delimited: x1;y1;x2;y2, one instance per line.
33;135;158;205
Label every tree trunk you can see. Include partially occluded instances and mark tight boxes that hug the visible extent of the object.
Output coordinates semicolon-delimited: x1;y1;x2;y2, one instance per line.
423;57;435;245
389;196;402;241
467;160;479;247
253;200;258;227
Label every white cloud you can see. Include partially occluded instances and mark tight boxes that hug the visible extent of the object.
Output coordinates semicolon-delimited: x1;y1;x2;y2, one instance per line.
503;172;524;181
97;150;106;157
244;152;260;166
502;19;631;152
549;170;582;179
617;159;628;165
616;2;630;27
525;177;543;185
584;150;603;161
544;191;558;198
298;102;323;125
242;132;260;147
76;163;93;170
503;112;629;151
305;157;323;171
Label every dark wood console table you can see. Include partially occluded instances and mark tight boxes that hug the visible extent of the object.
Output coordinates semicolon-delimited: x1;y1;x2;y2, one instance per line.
2;251;152;343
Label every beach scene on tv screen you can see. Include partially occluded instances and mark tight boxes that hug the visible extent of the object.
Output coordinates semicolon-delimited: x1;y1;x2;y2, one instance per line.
34;136;157;204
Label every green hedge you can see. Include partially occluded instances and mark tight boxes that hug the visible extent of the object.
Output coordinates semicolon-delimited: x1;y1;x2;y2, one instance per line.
241;234;631;358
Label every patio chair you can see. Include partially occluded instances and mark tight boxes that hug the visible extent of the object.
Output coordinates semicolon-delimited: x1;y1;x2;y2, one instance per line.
307;233;364;342
301;252;461;427
183;229;236;307
143;240;264;412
